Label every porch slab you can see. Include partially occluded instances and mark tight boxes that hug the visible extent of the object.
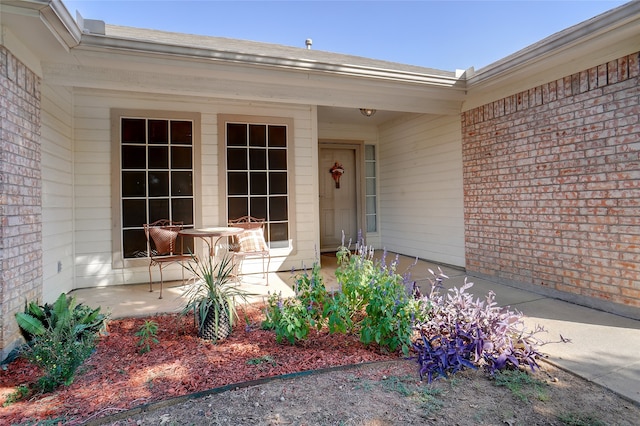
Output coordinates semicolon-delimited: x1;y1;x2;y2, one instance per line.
71;272;295;319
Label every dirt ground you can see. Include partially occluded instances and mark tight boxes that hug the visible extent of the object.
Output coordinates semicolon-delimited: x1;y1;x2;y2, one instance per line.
102;359;639;426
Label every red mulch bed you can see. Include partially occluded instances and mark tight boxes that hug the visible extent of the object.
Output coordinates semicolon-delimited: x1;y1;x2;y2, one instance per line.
0;303;400;425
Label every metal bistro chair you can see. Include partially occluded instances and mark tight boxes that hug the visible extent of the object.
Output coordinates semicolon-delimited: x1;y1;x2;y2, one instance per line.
227;216;271;285
143;220;192;299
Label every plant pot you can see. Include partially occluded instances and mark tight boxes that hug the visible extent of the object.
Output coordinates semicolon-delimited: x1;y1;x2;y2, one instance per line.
197;300;231;342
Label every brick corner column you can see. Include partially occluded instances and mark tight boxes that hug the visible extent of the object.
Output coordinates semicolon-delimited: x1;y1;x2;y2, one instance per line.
0;46;43;360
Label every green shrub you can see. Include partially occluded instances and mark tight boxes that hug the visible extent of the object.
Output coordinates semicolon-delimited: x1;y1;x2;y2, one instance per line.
335;243;376;314
135;320;159;354
293;262;330;330
322;290;352;334
338;240;425;355
263;235;424;354
28;324;97;392
15;293;108;393
262;291;311;344
263;262;330;344
360;276;422;354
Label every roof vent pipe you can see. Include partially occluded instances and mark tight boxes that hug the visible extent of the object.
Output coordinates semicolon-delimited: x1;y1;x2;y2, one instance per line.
305;39;312;49
76;11;106;35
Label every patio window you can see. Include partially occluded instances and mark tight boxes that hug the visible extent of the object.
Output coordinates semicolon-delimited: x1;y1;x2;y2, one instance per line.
119;116;195;259
225;122;289;248
365;144;377;232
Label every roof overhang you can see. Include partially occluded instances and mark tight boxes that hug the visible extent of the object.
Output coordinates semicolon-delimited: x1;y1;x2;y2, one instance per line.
0;0;81;50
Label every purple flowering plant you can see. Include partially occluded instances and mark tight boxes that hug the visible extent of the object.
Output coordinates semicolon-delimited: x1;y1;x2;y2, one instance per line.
413;269;548;382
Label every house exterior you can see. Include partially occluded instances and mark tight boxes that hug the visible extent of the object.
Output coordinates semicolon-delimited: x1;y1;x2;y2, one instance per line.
1;0;638;359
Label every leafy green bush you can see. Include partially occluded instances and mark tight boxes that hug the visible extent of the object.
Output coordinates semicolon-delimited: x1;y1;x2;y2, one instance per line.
15;293;108;393
360;273;422;354
263;262;333;344
338;240;425;355
136;320;159;354
263;234;424;354
335;243;375;314
292;262;330;330
262;291;311;344
29;325;97;392
16;293;106;343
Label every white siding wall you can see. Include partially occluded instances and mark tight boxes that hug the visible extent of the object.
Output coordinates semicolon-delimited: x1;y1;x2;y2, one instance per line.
378;115;465;267
72;90;317;289
41;83;74;302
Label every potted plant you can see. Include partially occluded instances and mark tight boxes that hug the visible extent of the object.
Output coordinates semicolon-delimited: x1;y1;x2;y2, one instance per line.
182;253;251;342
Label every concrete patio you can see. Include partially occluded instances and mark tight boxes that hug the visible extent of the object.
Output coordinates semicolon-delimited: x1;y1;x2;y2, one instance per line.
71;252;640;406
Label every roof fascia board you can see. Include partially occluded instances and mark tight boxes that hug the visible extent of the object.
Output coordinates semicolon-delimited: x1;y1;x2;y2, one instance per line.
75;33;463;88
39;0;82;49
464;1;640;110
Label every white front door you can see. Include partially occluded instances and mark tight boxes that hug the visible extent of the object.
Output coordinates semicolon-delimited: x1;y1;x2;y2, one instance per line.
319;144;360;251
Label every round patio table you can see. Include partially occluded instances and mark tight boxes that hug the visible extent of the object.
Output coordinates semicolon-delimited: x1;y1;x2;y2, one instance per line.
178;227;244;258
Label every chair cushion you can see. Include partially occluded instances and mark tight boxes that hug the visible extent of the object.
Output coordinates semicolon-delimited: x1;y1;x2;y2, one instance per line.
149;227;178;255
236;228;269;253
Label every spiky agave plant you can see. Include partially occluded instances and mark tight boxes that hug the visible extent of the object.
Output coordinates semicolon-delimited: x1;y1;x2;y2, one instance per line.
182;253;252;341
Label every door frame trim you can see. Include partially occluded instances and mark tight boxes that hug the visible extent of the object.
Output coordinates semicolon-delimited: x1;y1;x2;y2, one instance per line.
318;140;366;250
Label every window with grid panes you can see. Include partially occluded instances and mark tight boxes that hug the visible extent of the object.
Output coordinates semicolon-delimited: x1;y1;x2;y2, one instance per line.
365;144;377;232
120;117;195;258
226;122;289;248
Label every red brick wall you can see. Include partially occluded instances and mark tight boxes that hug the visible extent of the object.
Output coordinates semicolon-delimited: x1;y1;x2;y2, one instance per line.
462;52;640;319
0;46;42;359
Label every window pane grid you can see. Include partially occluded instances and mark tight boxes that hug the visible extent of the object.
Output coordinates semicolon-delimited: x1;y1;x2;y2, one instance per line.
121;117;194;258
365;144;377;232
226;122;289;246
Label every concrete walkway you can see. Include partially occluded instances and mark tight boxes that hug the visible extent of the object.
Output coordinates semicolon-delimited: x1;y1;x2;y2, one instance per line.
441;270;640;407
71;252;640;406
